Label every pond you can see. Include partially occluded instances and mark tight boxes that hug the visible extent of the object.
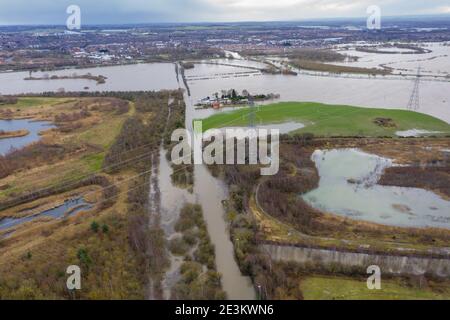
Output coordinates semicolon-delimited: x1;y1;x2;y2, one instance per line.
0;197;92;231
0;119;55;156
302;149;450;229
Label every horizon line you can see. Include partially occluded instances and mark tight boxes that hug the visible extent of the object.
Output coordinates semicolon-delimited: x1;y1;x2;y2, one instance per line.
1;13;450;28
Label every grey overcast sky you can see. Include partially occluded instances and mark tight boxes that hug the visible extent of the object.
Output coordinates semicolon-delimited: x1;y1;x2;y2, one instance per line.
0;0;449;25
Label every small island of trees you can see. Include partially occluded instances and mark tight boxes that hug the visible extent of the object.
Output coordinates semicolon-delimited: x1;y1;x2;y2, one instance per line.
196;89;280;109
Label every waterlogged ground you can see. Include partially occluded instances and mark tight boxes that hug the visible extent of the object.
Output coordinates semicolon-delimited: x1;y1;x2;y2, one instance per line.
0;63;179;94
0;56;448;123
0;119;55;155
186;56;450;123
0;197;92;231
334;42;450;77
303;149;450;229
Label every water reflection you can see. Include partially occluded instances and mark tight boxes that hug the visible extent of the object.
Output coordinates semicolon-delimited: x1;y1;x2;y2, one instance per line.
303;149;450;229
186;59;450;123
0;197;92;231
0;119;55;155
0;63;179;94
183;85;256;300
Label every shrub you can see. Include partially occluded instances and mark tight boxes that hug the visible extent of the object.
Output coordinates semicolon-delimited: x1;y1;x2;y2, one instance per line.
90;221;99;233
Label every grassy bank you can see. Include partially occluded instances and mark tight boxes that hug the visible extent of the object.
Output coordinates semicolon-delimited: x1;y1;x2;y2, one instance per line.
301;275;450;300
200;102;450;137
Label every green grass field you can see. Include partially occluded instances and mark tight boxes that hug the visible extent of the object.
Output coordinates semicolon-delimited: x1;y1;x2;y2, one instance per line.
301;276;450;300
200;102;450;137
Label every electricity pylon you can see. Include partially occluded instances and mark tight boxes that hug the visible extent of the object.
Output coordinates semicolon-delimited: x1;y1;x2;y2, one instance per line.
407;67;421;111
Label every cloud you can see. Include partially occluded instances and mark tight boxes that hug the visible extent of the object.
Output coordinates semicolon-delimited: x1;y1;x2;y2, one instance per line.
0;0;448;25
438;6;450;13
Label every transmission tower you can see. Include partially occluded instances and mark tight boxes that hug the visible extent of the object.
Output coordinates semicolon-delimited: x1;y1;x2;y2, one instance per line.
407;67;421;111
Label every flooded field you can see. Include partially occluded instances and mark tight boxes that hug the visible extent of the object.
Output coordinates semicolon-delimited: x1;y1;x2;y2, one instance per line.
0;119;55;155
0;197;92;231
193;163;256;300
334;42;450;77
303;149;450;229
183;87;256;300
0;63;179;94
0;56;448;123
157;147;195;299
186;58;450;123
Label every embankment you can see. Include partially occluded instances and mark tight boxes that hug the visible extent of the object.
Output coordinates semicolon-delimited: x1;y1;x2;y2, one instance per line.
261;244;450;278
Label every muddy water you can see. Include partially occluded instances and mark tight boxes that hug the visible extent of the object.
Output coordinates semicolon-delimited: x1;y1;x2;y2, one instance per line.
303;149;450;229
0;63;179;94
183;85;256;299
193;164;256;299
334;42;450;77
186;58;450;123
157;139;255;299
0;197;92;231
158;146;195;299
156;90;253;300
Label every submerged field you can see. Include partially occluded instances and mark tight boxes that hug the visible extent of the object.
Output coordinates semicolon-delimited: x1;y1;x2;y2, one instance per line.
200;102;450;137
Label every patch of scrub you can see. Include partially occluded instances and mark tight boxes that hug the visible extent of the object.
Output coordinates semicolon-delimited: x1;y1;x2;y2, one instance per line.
0;197;92;231
396;129;443;137
302;149;450;229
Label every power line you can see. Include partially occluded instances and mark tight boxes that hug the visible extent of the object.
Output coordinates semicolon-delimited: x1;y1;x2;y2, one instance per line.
1;139;162;193
0;148;157;210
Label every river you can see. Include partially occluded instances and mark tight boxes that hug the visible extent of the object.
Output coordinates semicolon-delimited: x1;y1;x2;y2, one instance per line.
182;85;257;300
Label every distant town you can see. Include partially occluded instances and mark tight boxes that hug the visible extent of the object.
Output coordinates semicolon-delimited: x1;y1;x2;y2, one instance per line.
1;17;450;72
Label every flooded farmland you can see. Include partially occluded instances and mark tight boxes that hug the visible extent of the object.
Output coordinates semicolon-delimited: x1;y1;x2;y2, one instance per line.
303;149;450;229
0;63;179;94
0;48;448;299
185;57;450;123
